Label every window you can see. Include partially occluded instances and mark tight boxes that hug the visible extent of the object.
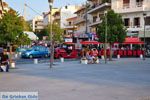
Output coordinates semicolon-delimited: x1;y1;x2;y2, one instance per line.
93;16;97;23
136;0;143;7
134;17;140;27
124;18;130;27
69;22;72;26
145;16;150;25
123;0;130;8
123;0;130;4
65;6;68;9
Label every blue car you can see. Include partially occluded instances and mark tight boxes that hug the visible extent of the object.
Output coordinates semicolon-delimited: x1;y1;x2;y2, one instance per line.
21;46;50;58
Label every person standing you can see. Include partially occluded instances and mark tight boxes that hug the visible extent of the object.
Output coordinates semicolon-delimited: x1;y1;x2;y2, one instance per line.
0;50;9;72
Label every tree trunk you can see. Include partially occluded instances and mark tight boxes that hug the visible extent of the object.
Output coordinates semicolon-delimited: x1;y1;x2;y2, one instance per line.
109;43;113;61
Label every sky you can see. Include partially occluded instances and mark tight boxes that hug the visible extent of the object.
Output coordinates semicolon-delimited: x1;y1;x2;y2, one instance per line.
5;0;86;20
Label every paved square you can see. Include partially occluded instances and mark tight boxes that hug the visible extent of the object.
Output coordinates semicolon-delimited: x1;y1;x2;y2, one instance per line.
0;58;150;100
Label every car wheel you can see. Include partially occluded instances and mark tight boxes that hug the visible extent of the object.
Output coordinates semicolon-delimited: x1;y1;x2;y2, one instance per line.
45;54;48;58
29;55;33;59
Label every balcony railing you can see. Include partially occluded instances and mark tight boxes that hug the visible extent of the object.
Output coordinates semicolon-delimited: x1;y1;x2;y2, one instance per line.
123;3;130;9
87;2;111;14
115;2;146;13
74;16;86;24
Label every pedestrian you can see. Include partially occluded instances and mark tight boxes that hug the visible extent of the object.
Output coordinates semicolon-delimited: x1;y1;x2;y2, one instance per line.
90;48;99;64
86;50;93;64
0;50;9;72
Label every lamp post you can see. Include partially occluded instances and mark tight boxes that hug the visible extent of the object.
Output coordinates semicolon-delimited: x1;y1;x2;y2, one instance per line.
48;0;54;68
143;13;146;60
104;11;107;64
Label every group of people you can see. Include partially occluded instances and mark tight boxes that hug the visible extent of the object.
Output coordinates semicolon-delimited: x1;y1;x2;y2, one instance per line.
85;48;99;64
0;50;9;72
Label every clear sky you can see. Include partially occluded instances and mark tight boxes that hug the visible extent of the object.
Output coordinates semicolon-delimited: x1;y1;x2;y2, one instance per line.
5;0;86;20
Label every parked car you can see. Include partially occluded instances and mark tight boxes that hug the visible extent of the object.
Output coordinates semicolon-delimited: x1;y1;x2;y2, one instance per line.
21;46;50;58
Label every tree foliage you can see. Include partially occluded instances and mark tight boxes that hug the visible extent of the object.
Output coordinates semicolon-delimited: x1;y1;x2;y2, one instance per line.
97;10;127;44
0;9;32;46
0;8;24;44
36;23;64;42
15;33;31;46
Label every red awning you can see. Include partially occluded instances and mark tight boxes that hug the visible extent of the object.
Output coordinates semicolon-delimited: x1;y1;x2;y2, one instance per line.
114;38;144;44
80;41;101;44
123;37;144;44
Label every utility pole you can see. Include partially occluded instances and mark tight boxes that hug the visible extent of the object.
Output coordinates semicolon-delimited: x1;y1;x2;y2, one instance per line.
23;3;27;21
48;0;54;68
104;11;107;64
143;13;147;60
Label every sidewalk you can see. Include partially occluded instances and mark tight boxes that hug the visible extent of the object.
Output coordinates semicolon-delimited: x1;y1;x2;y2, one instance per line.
0;58;150;100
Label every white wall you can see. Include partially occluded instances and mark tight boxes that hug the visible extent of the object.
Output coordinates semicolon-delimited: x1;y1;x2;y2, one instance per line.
60;5;77;29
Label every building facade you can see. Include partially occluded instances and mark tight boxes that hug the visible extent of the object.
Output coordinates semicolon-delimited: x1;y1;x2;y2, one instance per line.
32;16;44;32
53;5;80;29
43;8;59;26
112;0;150;43
87;0;111;34
0;0;9;19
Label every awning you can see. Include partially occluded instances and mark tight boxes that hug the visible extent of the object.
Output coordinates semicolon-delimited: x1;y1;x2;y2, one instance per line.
115;37;144;44
80;41;101;44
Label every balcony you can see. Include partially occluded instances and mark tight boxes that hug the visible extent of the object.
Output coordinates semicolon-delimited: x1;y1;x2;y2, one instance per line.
65;25;77;29
87;3;111;14
74;16;86;25
54;15;61;20
89;18;102;27
115;2;148;13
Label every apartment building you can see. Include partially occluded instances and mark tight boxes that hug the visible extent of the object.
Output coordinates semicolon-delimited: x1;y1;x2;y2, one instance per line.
53;5;80;29
65;17;77;35
53;10;61;25
112;0;150;43
87;0;111;34
43;8;59;26
32;16;44;32
0;0;9;19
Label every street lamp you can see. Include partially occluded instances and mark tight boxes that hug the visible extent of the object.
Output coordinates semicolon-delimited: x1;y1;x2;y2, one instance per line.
48;0;54;68
104;11;107;64
143;13;147;60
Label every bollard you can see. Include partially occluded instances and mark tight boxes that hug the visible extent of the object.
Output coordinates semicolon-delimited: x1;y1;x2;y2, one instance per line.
117;55;120;59
34;59;38;64
140;54;143;59
60;57;64;63
10;62;15;68
101;55;104;60
81;59;88;64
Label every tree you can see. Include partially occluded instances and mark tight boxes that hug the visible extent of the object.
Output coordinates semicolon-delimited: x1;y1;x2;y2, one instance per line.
36;29;48;40
0;8;24;65
46;23;64;42
97;10;127;61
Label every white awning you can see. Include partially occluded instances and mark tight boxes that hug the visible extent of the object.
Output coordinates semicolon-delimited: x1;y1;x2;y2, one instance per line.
24;31;39;40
